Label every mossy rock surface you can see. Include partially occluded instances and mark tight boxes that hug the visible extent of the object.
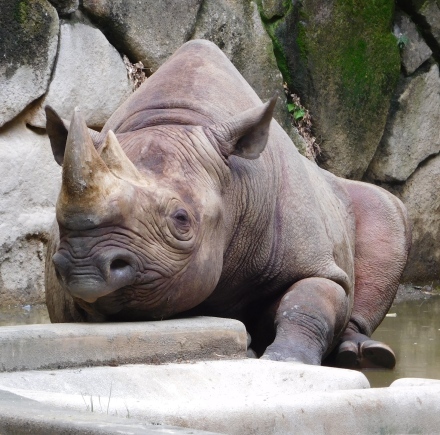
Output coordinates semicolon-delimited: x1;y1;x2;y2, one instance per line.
259;0;400;179
0;0;59;127
0;0;57;75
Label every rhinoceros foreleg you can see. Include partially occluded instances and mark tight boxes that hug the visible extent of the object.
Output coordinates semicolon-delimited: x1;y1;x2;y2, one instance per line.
261;277;349;364
333;180;411;369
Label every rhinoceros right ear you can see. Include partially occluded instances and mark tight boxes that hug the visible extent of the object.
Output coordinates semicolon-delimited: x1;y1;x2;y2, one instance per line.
209;96;277;160
45;106;103;166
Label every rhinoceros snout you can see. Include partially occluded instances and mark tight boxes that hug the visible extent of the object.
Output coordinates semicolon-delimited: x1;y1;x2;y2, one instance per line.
52;249;137;303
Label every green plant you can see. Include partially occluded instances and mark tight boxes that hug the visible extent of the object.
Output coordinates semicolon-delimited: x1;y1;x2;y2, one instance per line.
284;84;320;161
287;103;306;121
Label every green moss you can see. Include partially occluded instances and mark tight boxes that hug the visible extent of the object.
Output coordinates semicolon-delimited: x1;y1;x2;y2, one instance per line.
296;21;308;61
297;0;400;115
14;0;28;23
256;0;293;83
265;22;292;83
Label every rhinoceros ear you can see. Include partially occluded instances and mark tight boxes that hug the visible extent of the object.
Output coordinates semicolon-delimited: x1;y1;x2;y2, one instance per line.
209;96;277;160
45;106;103;166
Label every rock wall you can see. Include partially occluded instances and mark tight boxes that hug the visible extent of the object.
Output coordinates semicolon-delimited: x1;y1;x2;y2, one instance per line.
365;0;440;283
0;0;438;305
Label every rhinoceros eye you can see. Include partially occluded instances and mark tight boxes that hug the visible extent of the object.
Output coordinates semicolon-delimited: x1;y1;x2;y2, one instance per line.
172;209;189;225
167;206;194;244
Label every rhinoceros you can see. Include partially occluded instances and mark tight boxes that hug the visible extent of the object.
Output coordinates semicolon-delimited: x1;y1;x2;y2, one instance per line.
45;40;411;368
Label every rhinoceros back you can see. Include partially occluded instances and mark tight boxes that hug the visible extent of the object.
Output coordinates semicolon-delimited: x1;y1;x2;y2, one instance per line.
102;40;265;135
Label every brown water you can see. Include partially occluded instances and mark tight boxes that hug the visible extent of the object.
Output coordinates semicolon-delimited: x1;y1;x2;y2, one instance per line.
1;299;439;388
0;304;50;326
365;296;440;387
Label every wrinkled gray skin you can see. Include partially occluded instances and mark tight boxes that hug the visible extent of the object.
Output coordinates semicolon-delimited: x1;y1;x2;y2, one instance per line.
45;40;411;367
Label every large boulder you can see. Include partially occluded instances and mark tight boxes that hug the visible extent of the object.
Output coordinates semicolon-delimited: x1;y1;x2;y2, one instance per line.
259;0;401;179
82;0;203;73
26;19;133;129
0;0;59;128
0;112;61;306
398;154;440;282
366;63;440;183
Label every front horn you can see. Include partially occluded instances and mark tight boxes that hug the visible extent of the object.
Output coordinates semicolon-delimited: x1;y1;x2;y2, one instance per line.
57;108;124;229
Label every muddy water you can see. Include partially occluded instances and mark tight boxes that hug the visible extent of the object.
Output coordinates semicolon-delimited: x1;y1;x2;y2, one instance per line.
1;298;439;388
0;304;50;326
365;296;440;388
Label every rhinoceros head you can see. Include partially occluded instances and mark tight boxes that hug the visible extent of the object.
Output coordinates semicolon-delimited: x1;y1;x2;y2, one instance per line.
46;98;275;320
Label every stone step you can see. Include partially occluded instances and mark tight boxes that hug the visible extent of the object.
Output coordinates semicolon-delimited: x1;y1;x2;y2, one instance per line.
0;359;368;434
0;388;221;435
0;317;247;372
0;360;439;434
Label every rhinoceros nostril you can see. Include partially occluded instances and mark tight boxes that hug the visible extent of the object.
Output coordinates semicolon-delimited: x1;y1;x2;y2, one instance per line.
52;252;68;282
110;259;131;271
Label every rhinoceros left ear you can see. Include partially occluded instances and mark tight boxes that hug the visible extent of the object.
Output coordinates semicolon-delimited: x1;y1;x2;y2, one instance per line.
45;106;103;166
209;96;277;160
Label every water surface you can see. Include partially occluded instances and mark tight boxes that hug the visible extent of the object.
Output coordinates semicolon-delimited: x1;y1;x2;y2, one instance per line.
0;304;50;326
365;296;440;387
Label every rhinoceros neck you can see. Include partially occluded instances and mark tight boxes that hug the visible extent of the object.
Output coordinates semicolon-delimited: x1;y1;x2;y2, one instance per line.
106;106;215;134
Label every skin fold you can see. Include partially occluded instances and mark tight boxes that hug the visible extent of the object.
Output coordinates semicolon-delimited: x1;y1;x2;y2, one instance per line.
45;40;411;368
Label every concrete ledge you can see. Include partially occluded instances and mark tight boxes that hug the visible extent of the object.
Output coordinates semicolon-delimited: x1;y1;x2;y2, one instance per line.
1;360;439;433
2;375;439;434
0;317;247;371
0;360;370;434
390;377;440;387
0;389;221;435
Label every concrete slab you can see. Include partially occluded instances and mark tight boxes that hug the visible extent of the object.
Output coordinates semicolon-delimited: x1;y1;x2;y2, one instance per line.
0;357;439;434
0;317;247;371
0;360;370;433
0;388;221;435
2;377;439;434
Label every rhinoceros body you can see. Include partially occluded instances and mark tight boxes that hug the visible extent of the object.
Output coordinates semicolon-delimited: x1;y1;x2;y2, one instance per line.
45;40;410;367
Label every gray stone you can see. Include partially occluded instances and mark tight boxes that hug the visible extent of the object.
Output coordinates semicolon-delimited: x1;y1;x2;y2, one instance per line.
416;0;440;47
48;0;79;15
394;10;432;75
82;0;203;73
399;154;440;282
0;389;220;435
1;361;440;434
26;21;133;129
367;63;440;183
0;112;61;306
0;317;247;371
0;0;59;127
191;0;294;144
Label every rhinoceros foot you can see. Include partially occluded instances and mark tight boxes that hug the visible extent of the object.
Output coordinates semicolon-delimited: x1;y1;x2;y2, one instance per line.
335;333;396;369
335;340;359;367
360;340;396;369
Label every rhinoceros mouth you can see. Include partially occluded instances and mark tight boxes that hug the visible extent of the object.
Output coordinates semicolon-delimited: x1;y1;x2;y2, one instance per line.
75;282;173;321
